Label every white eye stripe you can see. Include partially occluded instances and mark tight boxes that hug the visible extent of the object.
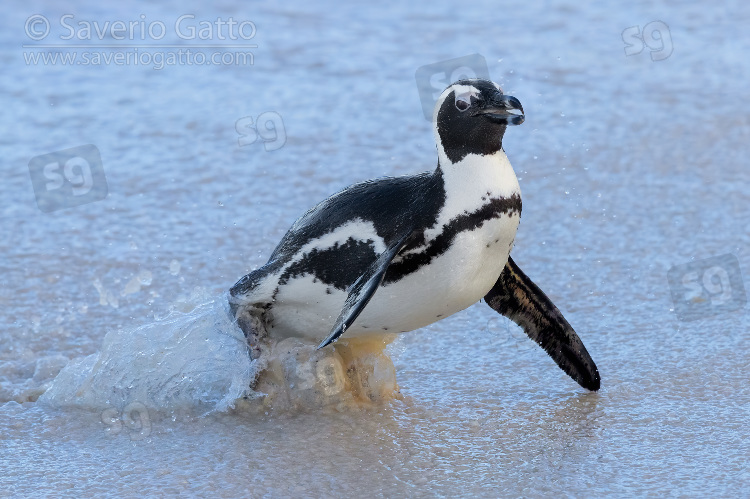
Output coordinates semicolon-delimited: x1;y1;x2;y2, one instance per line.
453;86;481;111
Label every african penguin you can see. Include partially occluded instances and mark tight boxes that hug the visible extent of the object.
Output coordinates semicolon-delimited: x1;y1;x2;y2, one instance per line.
230;78;600;391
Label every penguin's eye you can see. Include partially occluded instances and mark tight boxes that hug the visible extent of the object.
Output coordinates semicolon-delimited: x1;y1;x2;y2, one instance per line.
454;89;480;112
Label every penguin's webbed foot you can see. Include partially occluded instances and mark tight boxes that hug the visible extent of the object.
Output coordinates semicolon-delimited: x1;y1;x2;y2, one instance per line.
235;306;269;360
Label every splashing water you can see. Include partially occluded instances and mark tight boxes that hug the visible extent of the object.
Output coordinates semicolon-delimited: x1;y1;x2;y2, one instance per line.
243;334;401;412
38;288;401;414
39;289;257;414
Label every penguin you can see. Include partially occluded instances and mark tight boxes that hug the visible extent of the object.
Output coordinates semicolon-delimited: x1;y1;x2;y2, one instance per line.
230;79;600;391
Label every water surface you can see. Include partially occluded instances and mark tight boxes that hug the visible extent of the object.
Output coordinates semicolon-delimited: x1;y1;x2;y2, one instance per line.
1;0;748;496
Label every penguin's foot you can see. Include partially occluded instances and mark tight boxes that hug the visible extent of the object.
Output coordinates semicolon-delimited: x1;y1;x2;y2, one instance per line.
241;334;401;411
235;306;269;360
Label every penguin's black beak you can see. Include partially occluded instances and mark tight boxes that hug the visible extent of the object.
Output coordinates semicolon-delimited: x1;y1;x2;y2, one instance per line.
480;93;525;126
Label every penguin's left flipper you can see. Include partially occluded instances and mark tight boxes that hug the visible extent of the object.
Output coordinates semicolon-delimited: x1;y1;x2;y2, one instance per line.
485;256;601;391
317;230;415;349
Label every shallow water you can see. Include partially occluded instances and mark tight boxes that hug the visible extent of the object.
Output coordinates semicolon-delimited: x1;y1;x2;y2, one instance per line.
2;0;749;496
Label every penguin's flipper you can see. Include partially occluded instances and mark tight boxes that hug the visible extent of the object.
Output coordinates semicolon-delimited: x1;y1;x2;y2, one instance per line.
484;256;601;391
317;230;415;349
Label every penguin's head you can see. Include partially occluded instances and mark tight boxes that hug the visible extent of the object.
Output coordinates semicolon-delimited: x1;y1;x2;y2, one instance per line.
433;79;524;164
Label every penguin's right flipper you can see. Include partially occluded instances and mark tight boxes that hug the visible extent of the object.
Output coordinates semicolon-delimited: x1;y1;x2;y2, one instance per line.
317;230;415;349
484;256;601;391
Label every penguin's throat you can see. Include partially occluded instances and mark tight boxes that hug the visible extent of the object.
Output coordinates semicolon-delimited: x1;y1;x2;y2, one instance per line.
437;148;521;203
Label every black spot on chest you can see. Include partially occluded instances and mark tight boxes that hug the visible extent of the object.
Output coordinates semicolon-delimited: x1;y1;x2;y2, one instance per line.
383;193;521;284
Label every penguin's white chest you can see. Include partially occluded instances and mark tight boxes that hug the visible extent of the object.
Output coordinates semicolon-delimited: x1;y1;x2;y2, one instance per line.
352;210;520;334
268;150;521;339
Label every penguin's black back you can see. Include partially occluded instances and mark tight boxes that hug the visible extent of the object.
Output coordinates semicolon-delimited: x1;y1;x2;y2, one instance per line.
270;171;445;263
